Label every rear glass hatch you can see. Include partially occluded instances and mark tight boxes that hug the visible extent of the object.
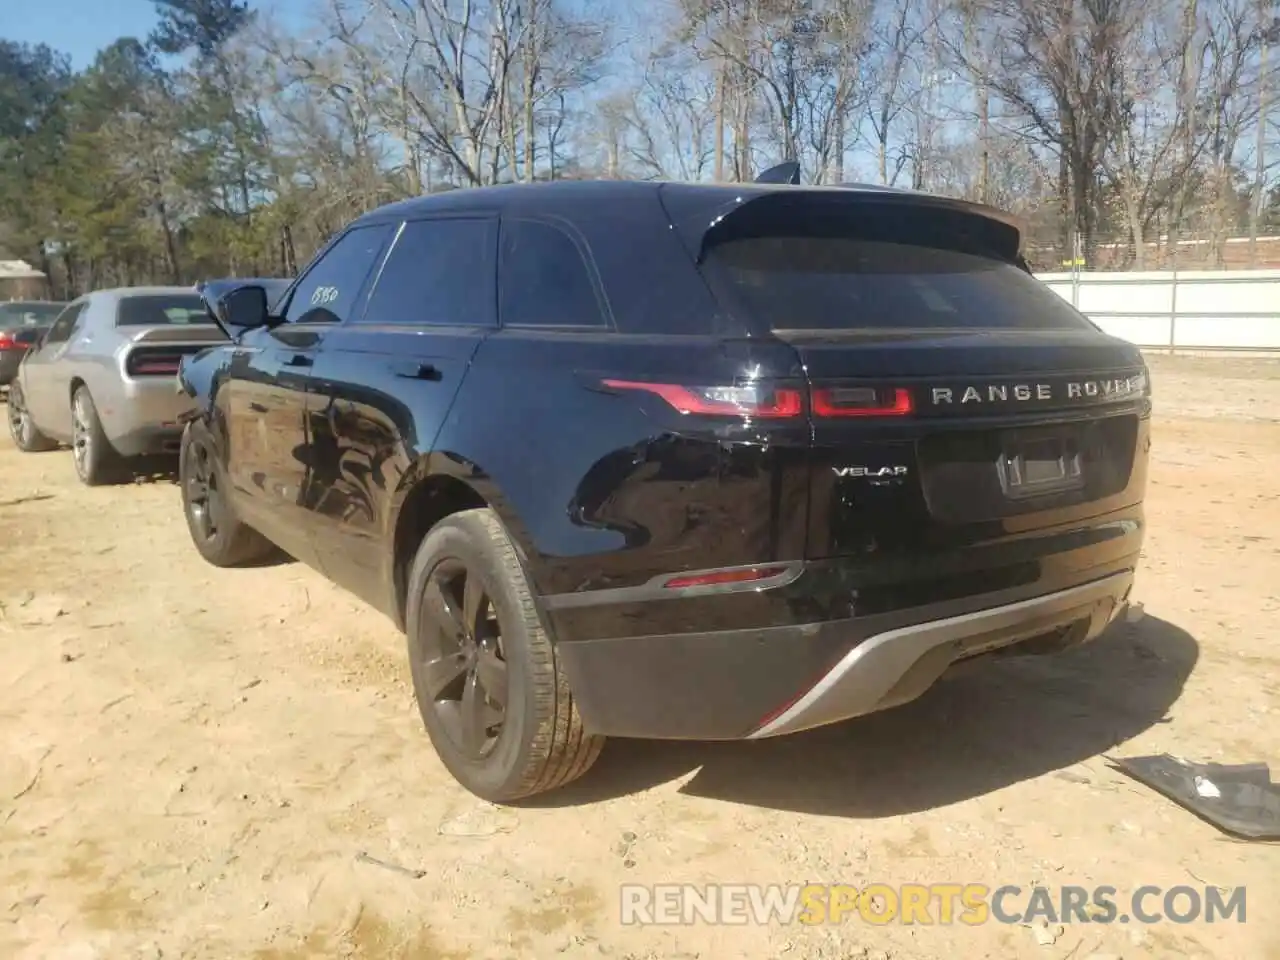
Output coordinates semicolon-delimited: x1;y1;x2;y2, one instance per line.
689;191;1150;563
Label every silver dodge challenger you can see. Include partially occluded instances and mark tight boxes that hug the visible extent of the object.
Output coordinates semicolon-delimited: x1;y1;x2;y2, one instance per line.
6;286;229;485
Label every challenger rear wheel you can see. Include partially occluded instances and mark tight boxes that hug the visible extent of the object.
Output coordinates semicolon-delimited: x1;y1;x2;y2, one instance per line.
179;421;275;566
406;508;603;802
6;384;57;452
71;386;121;485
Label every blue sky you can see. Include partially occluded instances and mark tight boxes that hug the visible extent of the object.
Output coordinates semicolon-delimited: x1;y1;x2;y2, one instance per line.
5;0;308;69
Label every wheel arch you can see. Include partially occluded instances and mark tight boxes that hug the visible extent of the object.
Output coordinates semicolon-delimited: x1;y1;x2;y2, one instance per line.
387;451;544;632
67;367;116;409
177;345;237;449
67;370;129;449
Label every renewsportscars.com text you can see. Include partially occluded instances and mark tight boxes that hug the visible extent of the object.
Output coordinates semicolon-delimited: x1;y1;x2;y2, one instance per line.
619;883;1247;926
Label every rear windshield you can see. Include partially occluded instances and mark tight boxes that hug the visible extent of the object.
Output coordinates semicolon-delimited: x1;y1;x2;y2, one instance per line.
117;294;209;326
704;214;1093;333
0;302;65;327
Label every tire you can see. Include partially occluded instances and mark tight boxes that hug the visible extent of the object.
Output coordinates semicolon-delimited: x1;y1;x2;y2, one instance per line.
179;420;275;566
6;384;58;452
406;507;604;802
70;385;121;485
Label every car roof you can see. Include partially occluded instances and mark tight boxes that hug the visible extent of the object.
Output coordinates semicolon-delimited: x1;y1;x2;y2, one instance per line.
86;286;206;301
351;179;959;221
348;178;1023;247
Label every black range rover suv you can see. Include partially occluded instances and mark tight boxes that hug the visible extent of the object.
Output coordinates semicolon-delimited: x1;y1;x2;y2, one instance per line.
179;177;1150;802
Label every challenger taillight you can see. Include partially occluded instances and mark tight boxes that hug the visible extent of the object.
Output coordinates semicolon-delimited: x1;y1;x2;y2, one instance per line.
126;351;183;376
0;333;22;352
601;379;804;419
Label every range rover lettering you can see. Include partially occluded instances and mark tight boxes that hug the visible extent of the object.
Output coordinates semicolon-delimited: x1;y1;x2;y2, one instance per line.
178;175;1150;802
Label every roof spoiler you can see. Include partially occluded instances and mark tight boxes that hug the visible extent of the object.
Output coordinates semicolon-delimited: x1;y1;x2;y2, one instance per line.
747;163;1025;251
128;324;228;344
670;179;1028;267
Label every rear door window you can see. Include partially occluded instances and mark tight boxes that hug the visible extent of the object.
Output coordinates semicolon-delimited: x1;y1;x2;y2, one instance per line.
41;302;86;344
360;217;497;326
499;218;607;328
705;207;1092;332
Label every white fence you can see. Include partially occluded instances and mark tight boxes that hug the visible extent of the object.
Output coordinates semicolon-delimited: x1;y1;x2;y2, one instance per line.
1037;269;1280;352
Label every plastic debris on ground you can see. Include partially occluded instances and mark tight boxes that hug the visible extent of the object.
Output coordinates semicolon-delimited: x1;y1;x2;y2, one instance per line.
1108;753;1280;841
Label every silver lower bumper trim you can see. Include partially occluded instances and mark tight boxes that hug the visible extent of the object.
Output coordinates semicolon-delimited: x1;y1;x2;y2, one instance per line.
748;571;1134;739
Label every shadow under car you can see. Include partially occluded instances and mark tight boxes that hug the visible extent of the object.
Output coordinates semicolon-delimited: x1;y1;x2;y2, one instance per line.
521;614;1197;817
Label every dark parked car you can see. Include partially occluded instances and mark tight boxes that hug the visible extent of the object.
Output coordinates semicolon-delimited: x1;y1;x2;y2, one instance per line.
0;300;66;386
179;177;1150;802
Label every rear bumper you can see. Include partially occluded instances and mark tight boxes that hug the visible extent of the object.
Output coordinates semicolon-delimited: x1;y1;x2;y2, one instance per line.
111;424;185;457
101;375;194;456
555;564;1135;741
748;570;1130;738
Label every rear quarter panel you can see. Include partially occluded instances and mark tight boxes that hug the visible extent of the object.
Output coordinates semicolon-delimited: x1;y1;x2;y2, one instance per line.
415;191;813;612
63;303;138;442
30;298;118;437
432;330;811;600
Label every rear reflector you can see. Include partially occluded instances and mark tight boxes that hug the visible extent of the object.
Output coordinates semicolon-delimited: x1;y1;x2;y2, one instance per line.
602;379;803;419
663;565;791;590
749;664;833;734
812;386;913;417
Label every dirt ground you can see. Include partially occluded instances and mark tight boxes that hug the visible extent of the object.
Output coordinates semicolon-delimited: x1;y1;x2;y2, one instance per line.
1;353;1278;960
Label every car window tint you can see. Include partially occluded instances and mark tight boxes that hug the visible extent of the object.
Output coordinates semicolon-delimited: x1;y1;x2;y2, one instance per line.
0;302;65;327
499;219;605;327
42;302;86;344
117;294;208;326
360;218;497;326
284;224;393;324
703;204;1092;332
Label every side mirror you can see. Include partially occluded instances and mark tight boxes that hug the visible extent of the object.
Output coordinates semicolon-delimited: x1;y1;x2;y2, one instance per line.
214;285;271;337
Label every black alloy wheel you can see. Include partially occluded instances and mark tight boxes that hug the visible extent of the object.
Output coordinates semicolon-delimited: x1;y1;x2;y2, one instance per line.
184;433;223;544
178;421;276;567
414;559;510;759
405;507;603;801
